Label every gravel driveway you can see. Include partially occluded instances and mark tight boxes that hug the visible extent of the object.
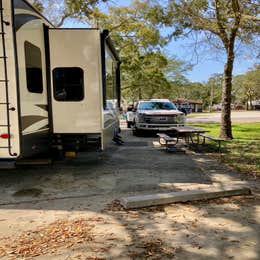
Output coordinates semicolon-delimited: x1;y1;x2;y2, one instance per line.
0;129;259;259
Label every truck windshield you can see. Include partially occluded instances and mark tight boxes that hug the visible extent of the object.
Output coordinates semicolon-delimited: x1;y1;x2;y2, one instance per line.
138;101;177;110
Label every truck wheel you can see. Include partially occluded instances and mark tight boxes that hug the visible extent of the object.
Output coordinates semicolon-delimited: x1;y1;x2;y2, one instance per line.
132;126;141;136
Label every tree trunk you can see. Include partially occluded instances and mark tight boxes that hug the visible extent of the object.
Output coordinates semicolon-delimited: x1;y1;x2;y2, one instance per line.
246;99;249;110
138;86;142;100
209;84;214;112
249;96;252;110
220;50;234;139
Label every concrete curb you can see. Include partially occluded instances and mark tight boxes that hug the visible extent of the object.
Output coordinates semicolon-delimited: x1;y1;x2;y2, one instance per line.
120;186;251;209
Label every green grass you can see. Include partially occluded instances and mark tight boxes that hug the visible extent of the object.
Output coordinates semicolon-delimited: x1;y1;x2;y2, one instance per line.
186;112;216;117
188;122;260;177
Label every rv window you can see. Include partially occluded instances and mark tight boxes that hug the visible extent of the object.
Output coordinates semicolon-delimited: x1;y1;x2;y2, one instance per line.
53;67;84;102
105;47;117;108
24;41;43;93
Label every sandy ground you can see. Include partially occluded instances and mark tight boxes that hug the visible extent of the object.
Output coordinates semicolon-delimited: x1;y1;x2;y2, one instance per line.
0;129;259;259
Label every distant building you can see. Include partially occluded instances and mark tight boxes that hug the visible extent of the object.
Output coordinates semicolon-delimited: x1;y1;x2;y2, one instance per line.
251;100;260;110
172;98;203;113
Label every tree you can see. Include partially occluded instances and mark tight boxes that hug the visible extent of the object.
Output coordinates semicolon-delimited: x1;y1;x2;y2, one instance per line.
30;0;43;12
29;0;108;27
206;74;223;111
91;2;191;101
233;64;260;108
156;0;260;139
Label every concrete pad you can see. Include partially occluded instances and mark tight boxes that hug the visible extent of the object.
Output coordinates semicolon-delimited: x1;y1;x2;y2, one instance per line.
120;186;251;209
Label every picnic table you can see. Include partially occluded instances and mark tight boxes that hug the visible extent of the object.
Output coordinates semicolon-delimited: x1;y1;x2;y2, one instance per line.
169;126;209;144
158;126;225;152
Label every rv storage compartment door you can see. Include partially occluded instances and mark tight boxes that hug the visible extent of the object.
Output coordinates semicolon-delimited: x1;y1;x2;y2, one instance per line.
49;29;102;134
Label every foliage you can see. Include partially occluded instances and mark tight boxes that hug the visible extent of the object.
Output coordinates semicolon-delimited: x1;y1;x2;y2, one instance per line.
91;2;191;101
29;0;108;27
233;64;260;108
30;0;44;12
151;0;260;139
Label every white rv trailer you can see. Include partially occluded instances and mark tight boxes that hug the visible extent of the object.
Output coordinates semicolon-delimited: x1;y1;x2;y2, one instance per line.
0;0;121;167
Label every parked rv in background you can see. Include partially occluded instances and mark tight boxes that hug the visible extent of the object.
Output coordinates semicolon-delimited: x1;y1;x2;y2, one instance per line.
0;0;121;168
172;99;203;113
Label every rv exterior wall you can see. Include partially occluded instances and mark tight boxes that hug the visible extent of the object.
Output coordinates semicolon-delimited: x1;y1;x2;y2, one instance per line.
16;17;49;133
49;29;102;134
0;0;20;158
14;2;50;157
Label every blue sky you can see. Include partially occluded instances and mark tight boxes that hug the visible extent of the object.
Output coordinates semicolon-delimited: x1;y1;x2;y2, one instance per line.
63;0;259;83
164;38;259;82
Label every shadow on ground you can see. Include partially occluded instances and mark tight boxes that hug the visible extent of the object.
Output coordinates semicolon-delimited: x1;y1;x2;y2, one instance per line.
0;129;259;259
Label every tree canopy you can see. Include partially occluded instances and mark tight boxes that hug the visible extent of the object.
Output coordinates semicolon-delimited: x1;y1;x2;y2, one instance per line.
91;1;191;101
30;0;108;27
233;64;260;108
148;0;260;139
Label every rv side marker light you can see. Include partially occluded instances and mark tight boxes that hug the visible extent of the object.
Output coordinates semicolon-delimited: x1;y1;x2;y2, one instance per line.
65;151;76;157
0;134;10;139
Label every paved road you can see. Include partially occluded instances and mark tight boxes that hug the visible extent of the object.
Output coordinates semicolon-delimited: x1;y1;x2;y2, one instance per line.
187;111;260;123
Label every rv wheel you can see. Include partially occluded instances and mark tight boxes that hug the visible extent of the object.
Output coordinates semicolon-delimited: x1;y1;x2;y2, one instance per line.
52;148;65;161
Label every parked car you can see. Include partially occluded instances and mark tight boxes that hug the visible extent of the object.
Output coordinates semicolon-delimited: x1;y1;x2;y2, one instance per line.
131;99;186;135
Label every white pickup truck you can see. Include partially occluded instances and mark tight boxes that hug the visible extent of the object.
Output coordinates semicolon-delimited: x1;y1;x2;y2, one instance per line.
130;99;186;135
126;104;136;128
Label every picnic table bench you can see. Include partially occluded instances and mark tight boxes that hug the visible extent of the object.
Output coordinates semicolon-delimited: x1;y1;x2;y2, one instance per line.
157;133;180;152
157;133;177;145
199;133;225;152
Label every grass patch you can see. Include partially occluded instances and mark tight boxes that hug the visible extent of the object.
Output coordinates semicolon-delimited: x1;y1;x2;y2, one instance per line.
188;122;260;178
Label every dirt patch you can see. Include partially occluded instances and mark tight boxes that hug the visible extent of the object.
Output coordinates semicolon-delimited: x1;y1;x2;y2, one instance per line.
124;141;149;147
127;238;181;259
0;218;96;258
13;188;42;197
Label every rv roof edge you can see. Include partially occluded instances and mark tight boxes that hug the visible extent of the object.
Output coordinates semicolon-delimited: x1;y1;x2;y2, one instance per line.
103;29;120;62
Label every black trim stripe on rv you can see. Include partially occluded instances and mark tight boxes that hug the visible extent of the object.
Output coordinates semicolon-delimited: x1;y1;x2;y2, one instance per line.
43;24;53;132
101;30;121;108
38;124;49;131
14;13;40;31
103;29;120;62
35;104;48;112
14;0;54;27
100;30;107;109
14;0;36;14
21;115;48;132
